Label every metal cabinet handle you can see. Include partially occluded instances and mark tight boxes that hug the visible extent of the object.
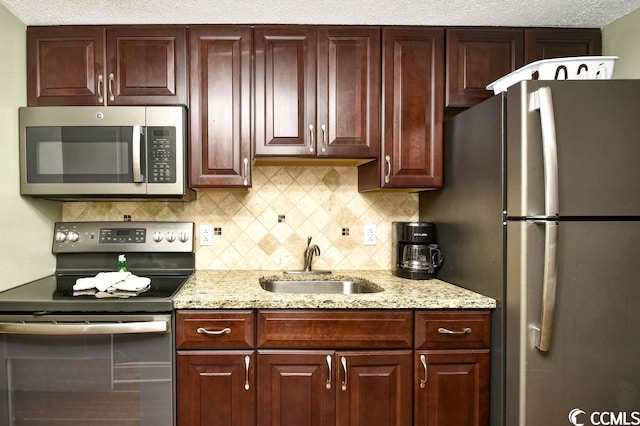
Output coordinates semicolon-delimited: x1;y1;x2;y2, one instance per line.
384;155;391;183
244;355;251;391
340;356;347;391
419;354;427;389
243;157;249;186
108;73;115;102
438;327;472;335
132;125;143;183
326;355;332;390
321;124;327;153
309;124;315;152
196;327;231;335
97;74;104;103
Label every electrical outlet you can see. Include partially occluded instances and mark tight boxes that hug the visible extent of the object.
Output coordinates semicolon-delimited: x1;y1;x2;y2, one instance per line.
364;224;376;246
200;224;213;246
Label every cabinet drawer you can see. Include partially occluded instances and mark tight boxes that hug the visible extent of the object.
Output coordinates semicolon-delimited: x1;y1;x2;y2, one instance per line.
415;310;490;349
257;309;413;348
176;310;254;349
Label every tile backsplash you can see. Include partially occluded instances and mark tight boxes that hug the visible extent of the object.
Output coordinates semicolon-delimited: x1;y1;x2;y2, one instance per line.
62;166;419;270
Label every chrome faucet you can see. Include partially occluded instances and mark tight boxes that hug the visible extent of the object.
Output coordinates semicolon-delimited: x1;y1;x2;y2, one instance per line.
303;236;321;272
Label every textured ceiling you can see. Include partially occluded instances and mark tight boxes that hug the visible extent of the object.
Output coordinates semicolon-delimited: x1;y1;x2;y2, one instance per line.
1;0;640;28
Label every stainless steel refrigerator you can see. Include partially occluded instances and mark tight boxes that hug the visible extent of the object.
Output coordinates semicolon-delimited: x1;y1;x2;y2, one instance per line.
420;79;640;426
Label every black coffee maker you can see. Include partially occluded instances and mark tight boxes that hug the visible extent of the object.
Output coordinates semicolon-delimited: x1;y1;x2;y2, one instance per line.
392;222;444;280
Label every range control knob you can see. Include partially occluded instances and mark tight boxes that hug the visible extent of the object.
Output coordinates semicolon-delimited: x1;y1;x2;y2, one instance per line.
178;231;190;243
67;231;80;243
55;231;67;243
165;231;176;242
152;231;164;242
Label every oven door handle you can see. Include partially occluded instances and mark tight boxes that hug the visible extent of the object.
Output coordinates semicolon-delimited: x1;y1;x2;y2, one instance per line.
0;320;169;335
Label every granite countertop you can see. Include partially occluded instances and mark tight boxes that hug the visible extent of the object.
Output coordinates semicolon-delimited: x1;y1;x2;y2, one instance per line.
173;270;496;310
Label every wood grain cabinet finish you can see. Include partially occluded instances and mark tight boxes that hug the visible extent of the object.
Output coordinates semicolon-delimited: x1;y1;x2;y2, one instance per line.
176;310;255;349
358;27;445;191
414;310;491;426
414;350;490;426
27;25;186;106
188;26;253;188
524;28;602;62
176;351;256;426
445;28;601;108
254;26;380;159
446;28;524;108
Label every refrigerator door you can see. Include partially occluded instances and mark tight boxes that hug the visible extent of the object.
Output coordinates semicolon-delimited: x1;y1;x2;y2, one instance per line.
506;80;640;218
506;220;640;426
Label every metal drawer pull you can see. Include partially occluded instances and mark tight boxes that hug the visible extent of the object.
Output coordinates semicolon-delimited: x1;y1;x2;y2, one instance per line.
326;355;332;390
243;157;249;186
196;327;231;335
97;74;104;103
340;356;348;391
384;155;391;183
419;354;427;388
321;124;327;152
309;124;315;152
438;327;472;335
108;72;115;101
244;355;250;391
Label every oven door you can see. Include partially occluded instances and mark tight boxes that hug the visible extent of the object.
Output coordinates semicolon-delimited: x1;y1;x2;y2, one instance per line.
0;314;174;426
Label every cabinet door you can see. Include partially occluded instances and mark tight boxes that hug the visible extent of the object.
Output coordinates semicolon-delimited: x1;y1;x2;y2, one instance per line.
524;29;602;62
359;27;444;190
446;29;524;108
317;27;380;158
336;351;413;426
177;350;255;426
415;350;490;426
189;26;252;187
257;350;335;426
27;26;105;106
254;26;317;156
106;25;187;105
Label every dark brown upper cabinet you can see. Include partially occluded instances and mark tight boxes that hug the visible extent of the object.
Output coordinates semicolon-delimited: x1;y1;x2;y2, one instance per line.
446;28;524;108
445;27;602;108
524;28;602;62
27;25;187;106
254;26;380;160
358;27;445;191
188;26;252;188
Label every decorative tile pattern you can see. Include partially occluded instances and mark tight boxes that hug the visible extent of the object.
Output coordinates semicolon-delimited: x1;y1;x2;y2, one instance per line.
62;166;419;270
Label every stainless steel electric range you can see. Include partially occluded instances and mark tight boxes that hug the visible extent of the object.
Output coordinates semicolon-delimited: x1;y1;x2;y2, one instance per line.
0;221;194;426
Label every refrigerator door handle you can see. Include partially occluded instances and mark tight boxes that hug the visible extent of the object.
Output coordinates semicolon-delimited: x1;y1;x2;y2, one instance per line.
536;220;559;352
529;87;559;218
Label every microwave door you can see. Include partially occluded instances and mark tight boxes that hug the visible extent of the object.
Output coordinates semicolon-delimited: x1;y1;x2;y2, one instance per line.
23;125;147;196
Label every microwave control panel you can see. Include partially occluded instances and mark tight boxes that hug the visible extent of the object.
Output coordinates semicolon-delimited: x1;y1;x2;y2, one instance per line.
148;127;176;183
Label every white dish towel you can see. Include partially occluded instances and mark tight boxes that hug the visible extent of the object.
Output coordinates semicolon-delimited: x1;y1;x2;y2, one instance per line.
73;272;151;293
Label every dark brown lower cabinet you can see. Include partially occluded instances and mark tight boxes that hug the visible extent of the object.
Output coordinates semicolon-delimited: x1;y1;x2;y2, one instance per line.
257;350;413;426
414;350;490;426
176;351;256;426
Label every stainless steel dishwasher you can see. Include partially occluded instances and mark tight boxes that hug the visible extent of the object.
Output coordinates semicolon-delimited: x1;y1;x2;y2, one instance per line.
0;221;194;426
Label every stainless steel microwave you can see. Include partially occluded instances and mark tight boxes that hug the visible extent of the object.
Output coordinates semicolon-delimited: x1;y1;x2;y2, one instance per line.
19;106;194;200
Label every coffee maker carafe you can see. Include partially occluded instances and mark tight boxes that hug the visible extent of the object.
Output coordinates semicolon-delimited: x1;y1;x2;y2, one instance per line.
392;222;444;280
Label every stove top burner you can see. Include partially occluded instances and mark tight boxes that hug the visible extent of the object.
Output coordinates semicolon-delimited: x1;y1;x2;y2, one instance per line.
0;221;195;313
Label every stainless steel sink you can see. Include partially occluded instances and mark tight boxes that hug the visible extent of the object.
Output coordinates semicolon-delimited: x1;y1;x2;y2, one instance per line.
259;277;383;294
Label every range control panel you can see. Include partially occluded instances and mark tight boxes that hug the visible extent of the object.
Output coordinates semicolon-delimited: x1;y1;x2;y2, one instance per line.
53;221;194;254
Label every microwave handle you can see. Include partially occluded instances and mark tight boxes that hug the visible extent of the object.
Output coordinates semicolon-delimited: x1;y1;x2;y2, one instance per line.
132;125;143;183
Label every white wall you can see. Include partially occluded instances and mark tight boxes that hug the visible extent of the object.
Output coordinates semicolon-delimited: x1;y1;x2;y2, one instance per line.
603;7;640;78
0;4;60;291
